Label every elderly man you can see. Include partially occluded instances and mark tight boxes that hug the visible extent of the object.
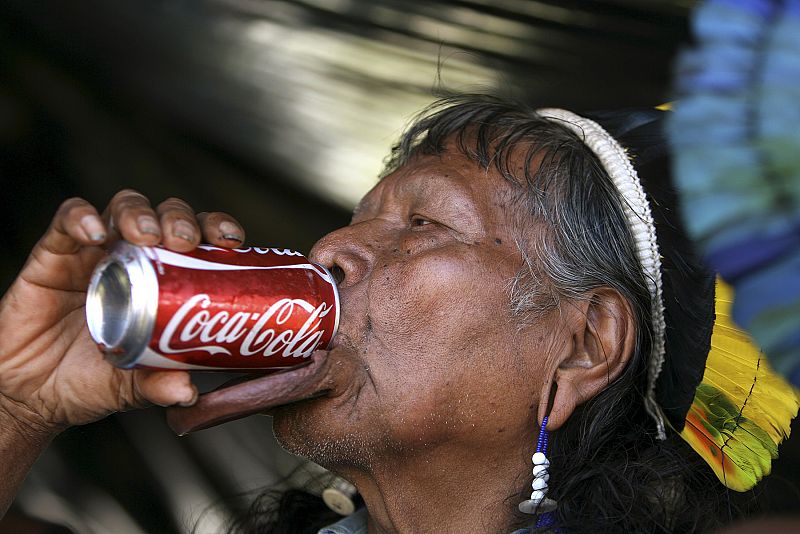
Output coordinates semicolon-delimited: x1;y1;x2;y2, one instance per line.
0;95;788;533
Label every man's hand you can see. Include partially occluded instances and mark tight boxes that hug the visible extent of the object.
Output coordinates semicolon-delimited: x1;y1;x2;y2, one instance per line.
0;189;245;515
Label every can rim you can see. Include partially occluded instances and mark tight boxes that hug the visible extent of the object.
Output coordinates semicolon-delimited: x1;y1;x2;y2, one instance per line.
86;241;159;368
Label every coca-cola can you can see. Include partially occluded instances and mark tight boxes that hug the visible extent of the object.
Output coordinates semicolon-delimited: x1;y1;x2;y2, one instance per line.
85;241;339;370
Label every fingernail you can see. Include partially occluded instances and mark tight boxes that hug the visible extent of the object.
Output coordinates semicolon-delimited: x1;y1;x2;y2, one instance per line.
172;220;195;242
137;215;160;236
178;387;199;407
219;221;243;242
80;215;106;242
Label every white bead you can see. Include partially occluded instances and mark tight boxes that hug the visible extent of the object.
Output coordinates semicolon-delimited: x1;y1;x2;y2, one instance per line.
531;478;548;491
322;488;355;516
518;499;539;515
532;452;549;466
531;464;548;478
518;496;558;515
530;490;546;503
537;497;559;514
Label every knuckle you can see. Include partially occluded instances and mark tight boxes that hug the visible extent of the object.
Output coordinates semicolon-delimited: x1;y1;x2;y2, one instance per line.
120;204;156;219
58;197;90;216
199;211;220;225
111;189;149;208
111;188;140;201
163;196;190;207
158;197;194;214
205;211;234;224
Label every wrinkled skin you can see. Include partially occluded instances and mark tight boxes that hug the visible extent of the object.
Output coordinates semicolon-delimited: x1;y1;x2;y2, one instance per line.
275;150;551;457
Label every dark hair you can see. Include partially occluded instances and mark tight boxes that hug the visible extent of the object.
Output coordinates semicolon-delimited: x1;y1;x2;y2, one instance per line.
221;488;342;534
228;94;750;533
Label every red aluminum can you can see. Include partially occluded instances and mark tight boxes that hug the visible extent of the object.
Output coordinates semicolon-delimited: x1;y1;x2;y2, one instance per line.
85;241;339;370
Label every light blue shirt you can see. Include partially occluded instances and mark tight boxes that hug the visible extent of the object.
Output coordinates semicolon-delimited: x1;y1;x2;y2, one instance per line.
318;509;533;534
318;508;369;534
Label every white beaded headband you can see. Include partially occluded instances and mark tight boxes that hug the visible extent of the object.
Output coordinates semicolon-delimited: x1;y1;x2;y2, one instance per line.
536;108;669;440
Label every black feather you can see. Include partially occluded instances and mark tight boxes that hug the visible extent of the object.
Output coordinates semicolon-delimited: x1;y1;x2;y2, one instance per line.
586;109;716;431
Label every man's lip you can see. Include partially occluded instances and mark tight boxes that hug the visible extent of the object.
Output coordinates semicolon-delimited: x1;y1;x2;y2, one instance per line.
165;351;334;435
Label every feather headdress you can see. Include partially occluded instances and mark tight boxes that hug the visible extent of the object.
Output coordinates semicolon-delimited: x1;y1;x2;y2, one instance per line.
669;0;800;387
664;0;800;490
538;106;799;491
680;279;798;491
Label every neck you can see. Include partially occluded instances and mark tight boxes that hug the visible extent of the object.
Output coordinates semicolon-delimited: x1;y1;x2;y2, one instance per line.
333;439;533;533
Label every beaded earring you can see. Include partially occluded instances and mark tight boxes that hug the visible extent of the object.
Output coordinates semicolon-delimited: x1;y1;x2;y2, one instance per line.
518;416;557;517
323;476;358;516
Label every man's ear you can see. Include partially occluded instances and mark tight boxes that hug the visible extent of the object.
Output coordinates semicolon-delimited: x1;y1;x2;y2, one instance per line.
538;288;636;430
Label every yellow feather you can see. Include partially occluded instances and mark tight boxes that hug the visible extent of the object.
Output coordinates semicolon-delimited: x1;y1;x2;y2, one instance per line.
678;279;800;491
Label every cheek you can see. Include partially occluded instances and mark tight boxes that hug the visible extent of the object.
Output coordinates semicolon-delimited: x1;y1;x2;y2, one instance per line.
368;249;499;352
357;243;539;445
364;246;524;401
397;229;442;256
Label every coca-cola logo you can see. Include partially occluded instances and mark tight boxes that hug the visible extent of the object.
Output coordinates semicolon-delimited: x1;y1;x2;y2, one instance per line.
158;294;333;358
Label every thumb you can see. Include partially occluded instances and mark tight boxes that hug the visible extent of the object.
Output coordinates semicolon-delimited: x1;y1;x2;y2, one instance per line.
132;369;198;408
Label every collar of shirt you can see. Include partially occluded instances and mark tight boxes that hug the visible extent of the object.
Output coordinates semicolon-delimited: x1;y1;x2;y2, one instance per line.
318;508;368;534
317;509;533;534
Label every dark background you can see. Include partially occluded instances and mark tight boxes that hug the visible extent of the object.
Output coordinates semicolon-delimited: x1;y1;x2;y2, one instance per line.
1;1;797;533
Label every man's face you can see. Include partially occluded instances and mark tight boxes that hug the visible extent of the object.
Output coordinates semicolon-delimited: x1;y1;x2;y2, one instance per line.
272;148;558;469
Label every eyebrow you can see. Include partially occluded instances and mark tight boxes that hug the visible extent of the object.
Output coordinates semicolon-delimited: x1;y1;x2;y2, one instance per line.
351;165;483;232
404;168;486;235
400;167;474;208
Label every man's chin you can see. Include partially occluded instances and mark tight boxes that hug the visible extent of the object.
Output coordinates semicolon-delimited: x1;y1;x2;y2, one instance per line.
271;400;378;471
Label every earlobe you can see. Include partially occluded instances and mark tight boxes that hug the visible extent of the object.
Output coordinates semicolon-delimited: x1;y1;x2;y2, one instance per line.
543;381;580;430
541;289;636;430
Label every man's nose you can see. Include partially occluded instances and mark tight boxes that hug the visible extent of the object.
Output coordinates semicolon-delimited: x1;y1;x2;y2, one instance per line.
309;222;382;289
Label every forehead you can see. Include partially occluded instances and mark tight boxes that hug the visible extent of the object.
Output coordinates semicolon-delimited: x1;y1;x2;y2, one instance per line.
354;148;519;218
